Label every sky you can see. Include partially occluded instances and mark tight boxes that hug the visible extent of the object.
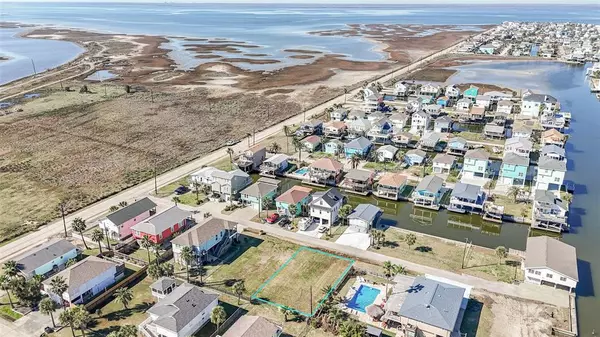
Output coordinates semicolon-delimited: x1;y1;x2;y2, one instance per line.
9;0;600;3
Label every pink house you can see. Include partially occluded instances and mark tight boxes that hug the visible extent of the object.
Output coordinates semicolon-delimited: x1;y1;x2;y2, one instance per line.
99;198;157;240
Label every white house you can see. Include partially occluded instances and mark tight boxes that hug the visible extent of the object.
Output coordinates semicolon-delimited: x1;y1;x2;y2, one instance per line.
99;197;157;240
484;91;513;102
475;95;492;109
445;85;461;99
221;316;283;337
211;169;253;201
190;167;223;187
456;98;472;112
432;153;456;174
496;100;514;114
405;100;423;114
394;81;408;96
142;283;219;337
376;145;399;162
330;108;348;121
512;125;533;139
521;93;559;117
347;118;372;137
410;111;430;135
541;144;566;161
535;157;566;191
150;277;178;300
524;236;578;292
423;104;442;116
309;188;344;227
504;137;533;157
347;204;382;234
389;113;409;131
172;217;238;265
420;83;441;96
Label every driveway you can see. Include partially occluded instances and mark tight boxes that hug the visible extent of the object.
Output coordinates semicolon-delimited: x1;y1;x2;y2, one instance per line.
335;227;371;250
296;221;324;238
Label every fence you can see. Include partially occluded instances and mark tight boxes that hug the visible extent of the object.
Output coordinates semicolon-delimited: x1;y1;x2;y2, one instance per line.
208;308;245;337
84;264;148;312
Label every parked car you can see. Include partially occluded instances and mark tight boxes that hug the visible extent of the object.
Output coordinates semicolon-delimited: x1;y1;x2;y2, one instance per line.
279;217;291;227
225;140;237;146
266;213;280;224
174;185;189;195
317;225;328;233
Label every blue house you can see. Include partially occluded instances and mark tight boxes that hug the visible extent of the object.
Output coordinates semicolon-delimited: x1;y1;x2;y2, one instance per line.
436;96;449;107
344;136;373;158
405;149;427;166
447;137;468;156
412;175;444;209
15;239;79;279
463;85;479;102
240;177;280;210
324;139;344;156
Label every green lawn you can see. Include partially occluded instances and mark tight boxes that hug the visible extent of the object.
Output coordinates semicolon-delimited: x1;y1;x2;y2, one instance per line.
176;191;206;207
209;157;235;171
0;298;23;321
363;161;399;171
156;177;190;198
493;195;532;221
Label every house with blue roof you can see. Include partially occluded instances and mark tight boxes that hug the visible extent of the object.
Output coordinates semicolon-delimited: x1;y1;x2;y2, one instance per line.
344;136;373;158
436;96;449;107
447;137;468;156
412;175;444;209
463;85;479;102
348;204;383;234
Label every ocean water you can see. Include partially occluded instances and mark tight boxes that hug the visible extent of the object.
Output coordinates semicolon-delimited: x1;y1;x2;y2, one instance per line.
1;3;600;83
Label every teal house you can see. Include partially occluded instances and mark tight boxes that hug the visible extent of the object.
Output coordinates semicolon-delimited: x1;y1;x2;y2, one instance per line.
275;185;313;217
463;85;479;102
499;152;529;186
240;177;280;210
15;239;79;279
324;139;344;156
344;136;373;158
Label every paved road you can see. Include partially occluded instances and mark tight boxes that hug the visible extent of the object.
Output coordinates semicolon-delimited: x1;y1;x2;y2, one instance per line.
0;31;485;262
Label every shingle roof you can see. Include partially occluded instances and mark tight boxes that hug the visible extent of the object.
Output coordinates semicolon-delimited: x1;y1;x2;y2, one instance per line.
276;185;313;205
534;189;568;211
484;124;505;134
15;239;78;275
389;113;409;123
433;153;456;165
310;188;343;208
542;129;565;141
344;169;373;182
451;182;482;200
541;144;566;157
264;153;288;165
147;283;218;333
505;137;533;149
525;236;578;281
131;206;193;236
302;135;321;144
377;145;399;155
523;93;558;103
171;217;237;247
150;277;177;292
538;156;567;171
435;116;453;125
310;158;343;172
502;152;530;166
345;136;372;150
448;137;467;146
43;256;120;297
106;197;157;226
240;180;279;198
398;276;465;331
378;173;408;187
348;204;382;222
221;315;281;337
406;149;427;158
465;149;489;160
416;175;444;193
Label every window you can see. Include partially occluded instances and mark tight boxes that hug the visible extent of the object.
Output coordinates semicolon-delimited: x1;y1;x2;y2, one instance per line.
546;273;553;278
554;177;561;182
528;269;534;274
560;276;567;282
534;271;541;275
518;172;524;177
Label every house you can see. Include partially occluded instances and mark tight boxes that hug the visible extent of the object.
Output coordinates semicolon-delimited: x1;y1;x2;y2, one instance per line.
301;135;322;152
455;98;472;111
412;175;444;209
541;144;566;161
309;188;344;226
14;239;79;279
463;85;479;101
323;121;347;138
390;276;466;337
446;137;468;156
535;156;567;191
420;83;441;97
423;104;441;116
221;315;282;337
309;158;344;185
240;177;280;210
394;81;408;96
462;149;490;179
449;182;486;214
405;99;423;114
211;169;253;202
475;95;492;109
524;236;577;292
521;93;559;117
445;84;461;99
276;185;313;217
469;106;486;121
347;109;367;121
376;173;408;200
432;153;456;174
260;154;289;176
419;132;441;151
172;217;238;264
405;149;427;166
512;124;533;139
190;167;223;187
344;136;373;158
43;256;124;306
236;144;267;172
142;283;219;337
389;113;409;131
499;153;529;186
484;91;512;102
330;108;348;121
376;144;399;162
541;129;566;147
504;137;533;157
347;118;372;137
417;95;434;105
131;206;194;244
363;84;382;104
324;139;344;156
496;100;514;114
436;96;449;107
367;118;393;144
392;132;416;148
479;44;495;54
532;190;569;233
342;169;375;194
297;120;323;136
483;124;505;139
410;111;430;135
150;277;178;300
347;204;382;233
99;197;157;240
434;116;453;133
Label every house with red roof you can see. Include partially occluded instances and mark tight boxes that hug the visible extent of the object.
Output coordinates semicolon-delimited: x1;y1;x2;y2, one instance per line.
275;185;313;217
131;206;194;244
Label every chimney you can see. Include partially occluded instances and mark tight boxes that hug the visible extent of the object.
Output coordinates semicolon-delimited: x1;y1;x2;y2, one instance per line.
544;95;548;102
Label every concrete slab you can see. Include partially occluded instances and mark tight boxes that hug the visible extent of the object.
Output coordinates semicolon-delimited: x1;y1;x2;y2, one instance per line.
297;221;324;238
335;227;371;250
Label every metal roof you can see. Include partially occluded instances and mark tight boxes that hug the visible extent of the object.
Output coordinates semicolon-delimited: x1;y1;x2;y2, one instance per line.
538;156;567;171
345;136;372;150
502;152;530;167
451;182;482;201
131;206;193;236
171;217;237;247
15;239;77;275
150;277;177;292
221;315;281;337
465;149;490;160
541;144;566;157
416;175;444;193
310;188;343;208
348;204;382;222
106;197;157;226
525;236;578;281
344;169;373;182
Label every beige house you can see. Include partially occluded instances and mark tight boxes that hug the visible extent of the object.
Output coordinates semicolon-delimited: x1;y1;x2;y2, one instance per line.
220;315;282;337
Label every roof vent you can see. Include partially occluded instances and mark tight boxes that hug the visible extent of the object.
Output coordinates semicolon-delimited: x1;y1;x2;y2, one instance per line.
426;304;431;309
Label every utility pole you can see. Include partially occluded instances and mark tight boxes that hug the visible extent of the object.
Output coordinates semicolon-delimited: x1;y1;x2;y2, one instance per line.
461;238;470;269
30;58;37;75
308;285;313;324
104;227;111;251
344;88;347;104
153;159;158;195
59;202;68;238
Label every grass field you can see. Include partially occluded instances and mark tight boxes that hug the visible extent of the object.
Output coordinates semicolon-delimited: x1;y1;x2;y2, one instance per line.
252;247;353;316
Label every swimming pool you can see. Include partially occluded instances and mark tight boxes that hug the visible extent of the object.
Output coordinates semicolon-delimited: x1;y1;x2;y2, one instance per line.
294;167;309;175
383;94;397;101
346;284;381;313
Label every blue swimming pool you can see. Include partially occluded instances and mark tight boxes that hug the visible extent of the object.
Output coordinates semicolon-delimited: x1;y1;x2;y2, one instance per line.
294;167;309;175
346;284;381;313
383;94;397;101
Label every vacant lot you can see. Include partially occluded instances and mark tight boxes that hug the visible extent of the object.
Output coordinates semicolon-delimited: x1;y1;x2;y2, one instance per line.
0;83;301;243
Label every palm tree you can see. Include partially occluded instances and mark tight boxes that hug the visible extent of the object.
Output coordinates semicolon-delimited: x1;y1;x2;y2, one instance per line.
269;142;281;154
338;204;353;227
327;306;345;332
350;153;361;169
118;325;138;337
72;305;91;337
211;305;227;332
109;205;119;212
2;260;19;278
495;246;508;265
563;192;573;204
66;258;77;267
339;320;365;337
71;217;89;250
292;137;304;162
261;196;271;218
140;236;153;264
192;180;202;204
370;229;381;247
152;242;162;264
232;280;245;305
0;274;15;308
383;261;403;297
288;203;298;218
91;228;105;255
507;186;521;202
50;276;68;308
40;297;58;327
226;147;234;165
180;246;193;283
404;233;417;249
283;125;292;154
279;306;291;322
59;308;76;337
172;196;180;206
114;287;133;310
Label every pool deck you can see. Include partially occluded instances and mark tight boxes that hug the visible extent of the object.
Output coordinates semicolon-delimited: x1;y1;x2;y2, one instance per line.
343;278;387;325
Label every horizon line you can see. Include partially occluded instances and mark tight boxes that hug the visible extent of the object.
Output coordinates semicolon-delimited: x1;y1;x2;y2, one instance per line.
5;1;600;4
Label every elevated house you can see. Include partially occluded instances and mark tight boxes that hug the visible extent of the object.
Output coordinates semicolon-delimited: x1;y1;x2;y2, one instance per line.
512;124;533;139
394;81;409;96
463;85;479;101
475;95;492;110
423;104;442;117
541;144;566;161
535;156;566;191
344;136;373;158
131;206;194;244
142;283;219;337
541;129;566;147
367;118;393;144
469;106;486;121
499;152;529;186
410;111;430;135
485;90;513;102
301;135;322;153
367;111;386;122
483;123;505;139
348;204;383;234
150;277;178;300
434;116;453;133
449;182;486;214
436;96;449;107
446;137;468;156
392;131;417;148
210;169;253;202
376;173;408;200
524;236;577;292
521;93;559;117
309;188;344;226
376;144;399;162
504;137;533;157
347;109;367;121
14;239;79;280
236;144;267;172
330;108;348;121
240;177;280;210
496;100;514;114
341;169;375;194
309;158;344;186
405;99;423;114
405;149;427;166
419;132;441;152
445;84;461;99
389;113;410;131
324;139;344;156
532;190;569;233
420;83;442;97
221;316;282;337
43;256;124;307
347;118;372;138
172;217;238;265
99;197;157;240
276;185;313;217
462;149;490;180
323;121;348;139
363;84;383;111
190;167;223;187
260;154;289;176
412;175;444;209
297;120;323;136
455;98;472;112
432;153;456;174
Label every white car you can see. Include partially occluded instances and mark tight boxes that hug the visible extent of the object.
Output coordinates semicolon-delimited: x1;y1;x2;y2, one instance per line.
317;225;328;233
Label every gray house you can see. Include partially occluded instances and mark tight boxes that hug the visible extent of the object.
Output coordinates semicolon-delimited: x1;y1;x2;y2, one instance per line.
347;204;383;233
14;239;79;279
221;315;282;337
236;144;267;172
150;277;178;300
449;182;486;214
